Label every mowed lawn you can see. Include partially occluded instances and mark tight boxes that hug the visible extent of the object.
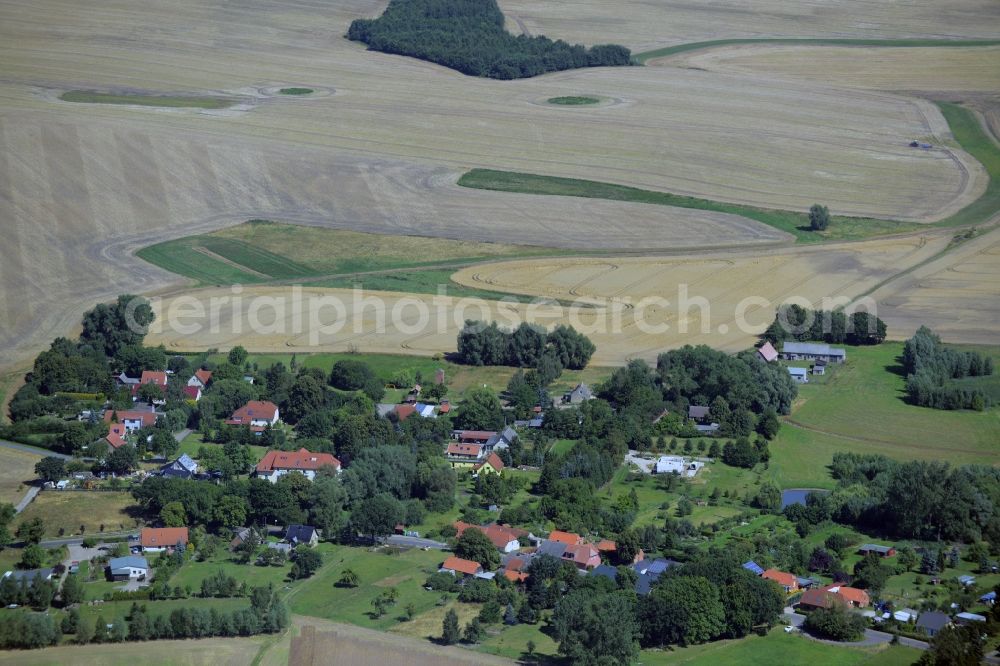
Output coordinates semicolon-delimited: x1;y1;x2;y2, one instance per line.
14;491;142;537
0;446;41;505
637;629;920;665
769;343;1000;488
168;550;293;592
288;546;448;631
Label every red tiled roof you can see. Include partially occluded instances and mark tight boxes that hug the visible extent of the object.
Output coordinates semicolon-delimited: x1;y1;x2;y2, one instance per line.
140;370;168;386
256;448;340;474
103;410;158;428
564;543;599;566
762;569;797;588
473;452;505;473
446;442;482;458
194;369;212;385
503;570;529;583
230;400;278;424
799;589;837;609
482;524;520;549
828;585;870;607
183;386;201;400
438;402;451;414
455;430;496;443
394;404;416;421
548;530;581;545
141;527;188;548
105;424;127;449
506;557;526;572
441;556;482;576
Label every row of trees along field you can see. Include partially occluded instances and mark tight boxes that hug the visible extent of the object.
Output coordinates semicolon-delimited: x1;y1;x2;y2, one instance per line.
762;304;887;346
456;320;595;371
347;0;632;79
903;326;994;410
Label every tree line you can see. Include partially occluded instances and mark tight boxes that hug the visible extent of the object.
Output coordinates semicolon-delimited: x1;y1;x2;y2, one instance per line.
347;0;632;80
457;321;595;371
903;326;994;410
762;304;887;346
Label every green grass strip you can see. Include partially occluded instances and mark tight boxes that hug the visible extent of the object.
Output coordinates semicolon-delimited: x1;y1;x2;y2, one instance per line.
932;102;1000;228
279;87;314;95
548;96;601;105
60;90;234;109
633;38;1000;64
457;170;917;243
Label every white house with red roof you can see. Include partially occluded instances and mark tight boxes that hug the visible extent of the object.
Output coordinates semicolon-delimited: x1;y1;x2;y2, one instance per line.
226;401;280;428
183;386;202;401
103;407;159;433
255;448;341;482
105;423;128;449
187;369;213;389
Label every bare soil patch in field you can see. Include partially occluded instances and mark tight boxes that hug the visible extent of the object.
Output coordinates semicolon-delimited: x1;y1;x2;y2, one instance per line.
145;233;962;364
672;45;1000;92
289;615;512;666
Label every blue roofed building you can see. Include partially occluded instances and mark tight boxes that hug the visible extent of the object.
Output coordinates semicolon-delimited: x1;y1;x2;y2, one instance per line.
742;561;764;575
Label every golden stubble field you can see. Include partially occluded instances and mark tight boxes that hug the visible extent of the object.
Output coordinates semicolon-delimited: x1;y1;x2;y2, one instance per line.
497;0;1000;51
145;233;964;364
0;0;992;370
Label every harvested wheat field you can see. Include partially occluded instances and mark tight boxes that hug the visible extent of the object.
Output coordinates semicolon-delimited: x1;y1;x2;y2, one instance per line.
496;0;1000;52
0;0;988;370
289;615;511;666
146;233;961;364
671;45;1000;92
871;226;1000;345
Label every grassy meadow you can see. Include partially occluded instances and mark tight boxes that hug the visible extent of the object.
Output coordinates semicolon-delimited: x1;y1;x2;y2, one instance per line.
13;491;141;538
0;446;41;505
769;343;1000;488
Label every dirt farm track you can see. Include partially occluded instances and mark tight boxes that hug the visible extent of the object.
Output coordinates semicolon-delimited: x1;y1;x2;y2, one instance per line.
0;0;999;369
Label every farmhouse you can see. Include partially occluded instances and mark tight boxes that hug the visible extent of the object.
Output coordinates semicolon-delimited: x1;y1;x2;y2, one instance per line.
227;400;280;428
255;448;341;482
141;527;189;552
762;568;798;593
915;611;951;637
757;341;778;362
107;555;149;581
440;556;483;577
858;543;896;558
787;367;809;384
781;342;847;363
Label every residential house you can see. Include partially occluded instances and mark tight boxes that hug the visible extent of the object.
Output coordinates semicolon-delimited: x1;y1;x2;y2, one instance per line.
255;448;341;482
230;527;254;550
688;405;710;422
858;544;896;558
133;370;168;403
757;341;779;363
590;564;618;582
107;556;149;581
105;423;129;449
182;386;202;402
915;611;951;637
797;589;840;611
787;367;809;384
159;454;198;479
762;568;799;593
781;342;847;363
454;522;523;553
141;527;189;552
227;400;280;428
440;556;483;577
187;369;213;389
563;384;593;404
103;407;159;433
562;542;601;570
114;372;140;389
452;427;516;453
445;442;485;468
547;530;582;546
285;525;319;547
472;452;505;476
